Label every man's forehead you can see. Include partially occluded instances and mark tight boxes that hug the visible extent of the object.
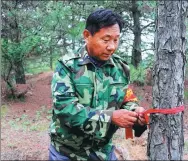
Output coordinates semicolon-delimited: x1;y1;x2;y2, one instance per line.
102;34;120;37
96;24;120;36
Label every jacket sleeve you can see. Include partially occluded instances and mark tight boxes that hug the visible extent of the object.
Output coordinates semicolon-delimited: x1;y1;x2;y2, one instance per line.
118;59;139;111
51;61;113;138
121;86;139;111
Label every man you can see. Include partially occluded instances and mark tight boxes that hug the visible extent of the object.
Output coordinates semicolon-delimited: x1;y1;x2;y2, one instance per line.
49;9;147;160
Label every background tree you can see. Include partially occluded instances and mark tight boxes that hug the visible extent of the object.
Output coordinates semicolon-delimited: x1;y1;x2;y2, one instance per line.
130;0;155;68
111;1;155;68
131;0;142;68
1;0;157;99
147;1;188;160
2;1;42;84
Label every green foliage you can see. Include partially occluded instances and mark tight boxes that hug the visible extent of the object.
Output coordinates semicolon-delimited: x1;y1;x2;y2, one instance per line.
21;114;28;120
35;105;48;121
1;105;9;117
137;1;156;19
7;106;52;132
25;54;59;74
142;54;154;69
2;0;156;88
184;89;188;100
30;122;49;132
185;61;188;80
184;140;188;154
68;21;85;40
8;120;18;129
129;64;147;86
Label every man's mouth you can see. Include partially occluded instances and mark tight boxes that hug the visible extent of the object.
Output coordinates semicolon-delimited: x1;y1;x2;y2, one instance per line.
103;54;111;57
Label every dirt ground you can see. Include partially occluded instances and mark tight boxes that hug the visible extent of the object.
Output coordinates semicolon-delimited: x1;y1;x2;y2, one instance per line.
1;71;188;160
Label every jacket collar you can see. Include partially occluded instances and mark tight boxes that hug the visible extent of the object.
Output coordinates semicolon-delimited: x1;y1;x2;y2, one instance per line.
78;45;115;67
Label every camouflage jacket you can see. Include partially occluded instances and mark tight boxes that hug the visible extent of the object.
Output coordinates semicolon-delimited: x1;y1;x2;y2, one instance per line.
50;46;139;160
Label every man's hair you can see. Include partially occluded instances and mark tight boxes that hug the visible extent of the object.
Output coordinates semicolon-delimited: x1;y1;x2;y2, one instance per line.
85;9;124;36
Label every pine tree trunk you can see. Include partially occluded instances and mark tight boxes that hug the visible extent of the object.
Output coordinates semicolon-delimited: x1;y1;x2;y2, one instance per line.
147;1;188;160
14;60;26;84
131;0;142;68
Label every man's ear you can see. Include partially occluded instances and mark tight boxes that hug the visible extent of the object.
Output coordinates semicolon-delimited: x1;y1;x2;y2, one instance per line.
83;29;92;43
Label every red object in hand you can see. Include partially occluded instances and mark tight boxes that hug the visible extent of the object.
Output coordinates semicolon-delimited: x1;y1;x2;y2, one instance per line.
125;105;184;139
125;127;133;139
141;105;184;123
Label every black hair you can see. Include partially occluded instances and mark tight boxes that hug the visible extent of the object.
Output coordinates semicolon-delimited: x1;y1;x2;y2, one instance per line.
85;9;124;36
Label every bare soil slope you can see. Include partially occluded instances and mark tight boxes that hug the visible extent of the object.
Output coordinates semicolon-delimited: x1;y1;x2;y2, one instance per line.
1;71;188;160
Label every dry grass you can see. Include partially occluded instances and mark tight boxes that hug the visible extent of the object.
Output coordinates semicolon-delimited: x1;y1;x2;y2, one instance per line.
1;117;50;160
113;128;148;160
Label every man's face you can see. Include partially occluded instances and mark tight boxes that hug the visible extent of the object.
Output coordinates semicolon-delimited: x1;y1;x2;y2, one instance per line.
83;24;120;61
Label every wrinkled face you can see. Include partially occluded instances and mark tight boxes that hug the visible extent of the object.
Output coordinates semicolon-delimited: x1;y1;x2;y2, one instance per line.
83;24;120;61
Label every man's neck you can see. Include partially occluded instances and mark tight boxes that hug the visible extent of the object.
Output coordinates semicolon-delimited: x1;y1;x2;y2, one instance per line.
85;46;106;67
87;55;106;67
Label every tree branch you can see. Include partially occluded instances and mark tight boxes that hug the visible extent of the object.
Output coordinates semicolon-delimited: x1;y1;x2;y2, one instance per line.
141;22;155;32
2;54;13;81
141;48;155;52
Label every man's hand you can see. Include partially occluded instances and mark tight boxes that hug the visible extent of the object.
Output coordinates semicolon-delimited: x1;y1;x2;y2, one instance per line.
112;109;138;128
135;107;147;126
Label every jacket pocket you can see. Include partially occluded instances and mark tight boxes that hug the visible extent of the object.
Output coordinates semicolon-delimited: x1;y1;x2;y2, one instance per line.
75;84;94;106
108;82;126;109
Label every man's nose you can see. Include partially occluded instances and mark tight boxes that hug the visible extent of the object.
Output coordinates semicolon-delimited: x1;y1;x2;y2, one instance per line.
106;42;116;51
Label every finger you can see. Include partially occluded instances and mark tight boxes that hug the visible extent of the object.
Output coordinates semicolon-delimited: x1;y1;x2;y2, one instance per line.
127;111;138;117
138;120;145;126
126;115;138;123
138;115;145;121
135;107;145;113
138;116;147;125
123;121;134;127
138;116;145;121
138;113;144;117
119;120;134;128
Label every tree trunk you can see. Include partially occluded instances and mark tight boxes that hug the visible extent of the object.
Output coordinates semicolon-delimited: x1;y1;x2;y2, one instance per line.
147;1;188;160
14;60;26;84
131;0;142;68
10;1;26;84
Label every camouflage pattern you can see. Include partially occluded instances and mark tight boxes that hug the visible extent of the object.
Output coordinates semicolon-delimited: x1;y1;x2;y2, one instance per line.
49;46;139;160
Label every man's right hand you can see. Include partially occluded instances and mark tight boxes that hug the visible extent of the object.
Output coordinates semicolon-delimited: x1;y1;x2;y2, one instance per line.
112;109;138;128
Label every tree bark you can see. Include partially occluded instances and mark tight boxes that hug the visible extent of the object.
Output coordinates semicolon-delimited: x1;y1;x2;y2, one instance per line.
7;1;26;84
147;1;188;160
131;0;142;68
14;60;26;84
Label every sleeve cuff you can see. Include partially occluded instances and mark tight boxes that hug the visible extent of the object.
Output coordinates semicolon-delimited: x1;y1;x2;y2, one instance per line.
122;102;139;111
